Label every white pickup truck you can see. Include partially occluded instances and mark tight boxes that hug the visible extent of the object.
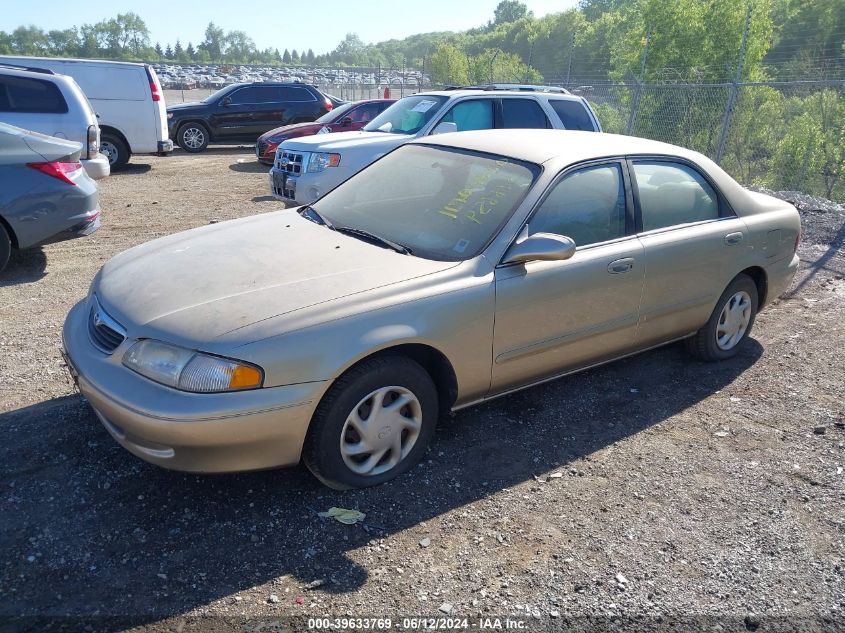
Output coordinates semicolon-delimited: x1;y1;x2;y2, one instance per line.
270;86;602;206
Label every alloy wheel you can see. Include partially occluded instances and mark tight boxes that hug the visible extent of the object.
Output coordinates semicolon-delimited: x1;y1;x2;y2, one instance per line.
715;290;752;350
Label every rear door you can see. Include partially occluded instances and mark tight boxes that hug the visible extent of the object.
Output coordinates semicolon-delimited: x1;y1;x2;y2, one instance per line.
630;158;749;346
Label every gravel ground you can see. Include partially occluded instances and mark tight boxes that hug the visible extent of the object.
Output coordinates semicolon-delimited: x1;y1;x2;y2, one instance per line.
1;150;843;633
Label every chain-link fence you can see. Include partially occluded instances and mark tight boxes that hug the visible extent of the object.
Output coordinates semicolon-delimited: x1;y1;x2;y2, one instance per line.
165;77;844;202
568;79;845;201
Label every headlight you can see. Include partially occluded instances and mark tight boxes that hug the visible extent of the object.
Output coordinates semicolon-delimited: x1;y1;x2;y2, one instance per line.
307;152;341;173
122;339;263;393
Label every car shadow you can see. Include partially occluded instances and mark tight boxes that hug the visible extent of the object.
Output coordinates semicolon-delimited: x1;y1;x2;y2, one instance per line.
0;246;47;286
112;164;152;176
0;340;763;628
251;195;277;203
229;159;270;174
171;146;254;157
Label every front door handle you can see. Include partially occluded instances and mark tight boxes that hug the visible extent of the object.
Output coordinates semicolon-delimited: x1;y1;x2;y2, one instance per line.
725;232;744;245
608;257;634;274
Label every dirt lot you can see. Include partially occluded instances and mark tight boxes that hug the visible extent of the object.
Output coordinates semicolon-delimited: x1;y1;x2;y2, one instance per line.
1;149;844;632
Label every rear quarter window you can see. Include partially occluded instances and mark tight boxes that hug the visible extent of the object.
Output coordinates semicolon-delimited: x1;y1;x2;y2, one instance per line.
0;75;68;113
549;99;596;131
278;86;317;102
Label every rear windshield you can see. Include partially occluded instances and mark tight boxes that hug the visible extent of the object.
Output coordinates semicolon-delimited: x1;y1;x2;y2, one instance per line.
0;75;68;113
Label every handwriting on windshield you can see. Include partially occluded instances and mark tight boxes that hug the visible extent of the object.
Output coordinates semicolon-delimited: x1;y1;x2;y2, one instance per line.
438;160;513;224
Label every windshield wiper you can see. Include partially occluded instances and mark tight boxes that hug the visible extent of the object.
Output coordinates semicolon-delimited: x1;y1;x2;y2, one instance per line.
334;226;412;255
299;205;334;229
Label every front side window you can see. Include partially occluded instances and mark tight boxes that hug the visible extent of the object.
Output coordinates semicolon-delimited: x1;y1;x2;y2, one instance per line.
348;102;382;123
440;99;495;132
313;144;540;261
633;161;720;231
528;163;627;247
0;76;68;114
501;99;550;129
363;95;449;135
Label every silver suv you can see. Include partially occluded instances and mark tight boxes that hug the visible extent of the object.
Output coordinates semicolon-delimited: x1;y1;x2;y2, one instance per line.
0;64;109;180
270;85;602;206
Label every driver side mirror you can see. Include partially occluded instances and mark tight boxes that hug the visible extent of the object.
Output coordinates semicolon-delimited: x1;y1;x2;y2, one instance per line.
432;121;458;135
220;97;232;106
502;233;576;265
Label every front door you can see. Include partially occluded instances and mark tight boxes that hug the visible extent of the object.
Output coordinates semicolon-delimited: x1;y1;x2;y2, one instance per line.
492;161;644;393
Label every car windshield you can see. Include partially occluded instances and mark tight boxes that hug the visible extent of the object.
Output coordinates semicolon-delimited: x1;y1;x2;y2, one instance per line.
201;85;239;103
316;101;356;124
311;144;540;261
363;95;448;135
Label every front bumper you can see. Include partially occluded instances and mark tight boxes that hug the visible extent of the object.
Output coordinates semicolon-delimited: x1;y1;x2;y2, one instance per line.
62;299;327;473
157;139;174;154
269;167;332;205
81;153;110;180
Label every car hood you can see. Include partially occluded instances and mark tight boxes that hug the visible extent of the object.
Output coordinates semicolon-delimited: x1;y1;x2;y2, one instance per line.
279;130;408;153
95;210;456;347
166;101;205;113
259;121;322;142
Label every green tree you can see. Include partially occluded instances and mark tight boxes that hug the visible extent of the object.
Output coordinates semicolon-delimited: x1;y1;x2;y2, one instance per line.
291;48;300;63
10;26;49;55
493;1;532;26
429;43;470;85
186;41;196;60
223;30;256;62
164;43;173;59
154;42;163;58
47;28;79;57
199;22;225;61
306;48;316;64
283;48;291;63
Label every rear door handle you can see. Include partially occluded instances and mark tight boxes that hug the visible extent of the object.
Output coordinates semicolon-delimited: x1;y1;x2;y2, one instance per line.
608;257;634;274
725;232;744;245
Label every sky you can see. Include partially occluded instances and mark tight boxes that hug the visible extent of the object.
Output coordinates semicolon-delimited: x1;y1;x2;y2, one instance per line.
1;0;580;54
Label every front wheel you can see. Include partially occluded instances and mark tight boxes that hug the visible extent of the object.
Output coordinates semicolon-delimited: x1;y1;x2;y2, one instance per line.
303;355;438;489
0;224;11;273
177;122;209;153
687;274;758;361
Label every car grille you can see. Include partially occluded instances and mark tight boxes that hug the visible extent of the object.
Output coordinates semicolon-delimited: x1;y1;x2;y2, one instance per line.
87;297;127;354
256;140;269;158
275;150;308;174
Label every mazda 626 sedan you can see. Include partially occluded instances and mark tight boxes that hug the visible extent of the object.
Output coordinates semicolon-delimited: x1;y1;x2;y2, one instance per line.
62;130;800;489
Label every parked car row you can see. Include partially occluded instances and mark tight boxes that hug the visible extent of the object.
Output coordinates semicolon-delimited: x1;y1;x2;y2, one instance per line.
152;62;428;90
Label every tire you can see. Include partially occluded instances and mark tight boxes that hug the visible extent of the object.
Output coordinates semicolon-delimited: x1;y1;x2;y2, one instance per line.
177;122;209;153
100;134;130;170
303;355;439;490
0;223;11;273
687;273;758;361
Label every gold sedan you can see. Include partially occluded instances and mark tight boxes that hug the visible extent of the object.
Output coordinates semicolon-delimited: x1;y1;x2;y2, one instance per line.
62;130;800;489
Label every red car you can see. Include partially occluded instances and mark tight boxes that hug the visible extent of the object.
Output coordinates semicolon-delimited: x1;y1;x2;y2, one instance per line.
255;98;395;164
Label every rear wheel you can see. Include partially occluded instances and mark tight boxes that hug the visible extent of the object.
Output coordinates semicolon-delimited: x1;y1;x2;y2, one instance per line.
687;274;758;361
303;355;438;489
0;224;11;273
100;134;130;169
177;122;209;153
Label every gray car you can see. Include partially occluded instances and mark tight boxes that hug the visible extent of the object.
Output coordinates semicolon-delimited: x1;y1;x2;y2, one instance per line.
62;130;799;489
0;122;100;272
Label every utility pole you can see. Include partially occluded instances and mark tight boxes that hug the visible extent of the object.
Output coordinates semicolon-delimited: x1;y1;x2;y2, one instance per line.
489;49;499;84
626;26;650;135
716;3;752;163
565;31;575;87
523;41;534;83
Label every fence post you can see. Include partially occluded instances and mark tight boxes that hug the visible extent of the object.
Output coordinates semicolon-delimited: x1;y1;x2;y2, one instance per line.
626;26;650;135
716;4;752;163
565;31;575;87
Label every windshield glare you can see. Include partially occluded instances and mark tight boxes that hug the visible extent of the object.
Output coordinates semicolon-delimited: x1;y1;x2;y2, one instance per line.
363;95;448;135
312;144;539;261
201;85;239;103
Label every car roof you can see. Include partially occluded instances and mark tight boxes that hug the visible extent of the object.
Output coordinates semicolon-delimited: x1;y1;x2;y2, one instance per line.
413;129;705;165
0;54;145;68
416;89;582;100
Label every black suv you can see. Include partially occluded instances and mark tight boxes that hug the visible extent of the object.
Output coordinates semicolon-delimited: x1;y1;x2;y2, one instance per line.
167;82;332;153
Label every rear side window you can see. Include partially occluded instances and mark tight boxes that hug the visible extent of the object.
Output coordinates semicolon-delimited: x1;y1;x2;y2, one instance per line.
277;86;317;102
0;76;68;114
229;87;279;104
549;99;595;131
501;99;550;129
633;162;720;231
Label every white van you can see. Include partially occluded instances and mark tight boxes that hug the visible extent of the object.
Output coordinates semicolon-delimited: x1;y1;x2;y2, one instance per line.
0;55;173;169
